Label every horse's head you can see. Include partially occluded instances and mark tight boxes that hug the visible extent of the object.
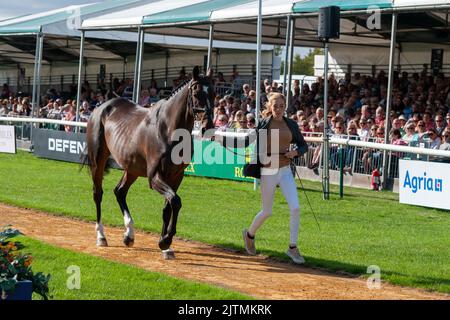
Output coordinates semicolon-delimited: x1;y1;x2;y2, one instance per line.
190;66;215;136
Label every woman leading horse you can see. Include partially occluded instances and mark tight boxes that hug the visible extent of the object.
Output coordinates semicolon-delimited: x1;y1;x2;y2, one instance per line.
84;67;214;258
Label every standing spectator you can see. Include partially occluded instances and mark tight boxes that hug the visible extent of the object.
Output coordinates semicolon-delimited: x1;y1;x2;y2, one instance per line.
1;84;13;99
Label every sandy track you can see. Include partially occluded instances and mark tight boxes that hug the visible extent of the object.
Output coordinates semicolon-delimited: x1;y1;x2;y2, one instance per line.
1;203;448;300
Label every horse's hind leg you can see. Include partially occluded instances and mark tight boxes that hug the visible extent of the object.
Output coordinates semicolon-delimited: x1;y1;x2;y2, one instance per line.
92;148;110;247
114;171;138;247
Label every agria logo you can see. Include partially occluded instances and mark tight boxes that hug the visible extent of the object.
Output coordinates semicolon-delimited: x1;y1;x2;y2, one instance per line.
403;171;443;194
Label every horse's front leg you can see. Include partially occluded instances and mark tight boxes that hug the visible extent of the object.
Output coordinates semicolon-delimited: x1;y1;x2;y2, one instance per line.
149;172;181;259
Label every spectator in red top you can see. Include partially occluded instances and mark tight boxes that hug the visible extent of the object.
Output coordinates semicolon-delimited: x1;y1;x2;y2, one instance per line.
423;112;434;131
375;106;385;127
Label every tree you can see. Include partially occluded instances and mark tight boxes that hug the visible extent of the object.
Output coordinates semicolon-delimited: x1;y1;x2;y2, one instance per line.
280;48;324;76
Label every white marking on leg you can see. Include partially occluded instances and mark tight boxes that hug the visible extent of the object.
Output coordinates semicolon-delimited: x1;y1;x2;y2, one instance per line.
96;222;106;240
124;214;134;239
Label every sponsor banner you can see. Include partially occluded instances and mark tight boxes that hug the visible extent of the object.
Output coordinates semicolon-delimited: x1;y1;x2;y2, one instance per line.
32;128;254;182
399;159;450;210
0;125;16;154
33;128;87;163
184;139;254;182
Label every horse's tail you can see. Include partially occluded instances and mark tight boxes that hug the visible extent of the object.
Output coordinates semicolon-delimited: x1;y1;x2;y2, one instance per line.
80;99;116;174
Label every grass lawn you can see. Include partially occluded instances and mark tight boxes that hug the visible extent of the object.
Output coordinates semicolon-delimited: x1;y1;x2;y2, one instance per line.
15;236;249;300
1;151;449;294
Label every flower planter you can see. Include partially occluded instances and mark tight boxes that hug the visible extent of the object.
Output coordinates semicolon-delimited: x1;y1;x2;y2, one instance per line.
2;280;33;301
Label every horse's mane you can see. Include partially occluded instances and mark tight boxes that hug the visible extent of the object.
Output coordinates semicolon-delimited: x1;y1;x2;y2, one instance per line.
166;78;191;101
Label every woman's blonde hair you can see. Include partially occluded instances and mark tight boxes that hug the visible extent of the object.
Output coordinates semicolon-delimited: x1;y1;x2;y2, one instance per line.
262;92;286;118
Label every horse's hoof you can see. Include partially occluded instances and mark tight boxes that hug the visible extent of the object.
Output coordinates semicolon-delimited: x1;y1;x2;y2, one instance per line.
162;249;175;260
97;238;108;247
123;235;134;247
158;236;172;251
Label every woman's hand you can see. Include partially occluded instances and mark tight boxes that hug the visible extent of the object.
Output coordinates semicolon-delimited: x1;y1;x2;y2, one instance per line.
284;150;298;159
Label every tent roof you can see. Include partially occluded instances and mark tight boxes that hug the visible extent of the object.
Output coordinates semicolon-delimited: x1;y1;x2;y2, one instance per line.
0;0;144;35
143;0;253;25
293;0;392;13
83;0;225;29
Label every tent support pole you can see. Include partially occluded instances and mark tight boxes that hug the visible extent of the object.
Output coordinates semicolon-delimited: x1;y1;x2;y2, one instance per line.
207;24;214;71
75;31;85;132
31;34;40;119
283;15;291;96
36;33;44;117
286;17;295;112
382;13;397;189
254;0;263;191
133;27;144;103
30;32;42;144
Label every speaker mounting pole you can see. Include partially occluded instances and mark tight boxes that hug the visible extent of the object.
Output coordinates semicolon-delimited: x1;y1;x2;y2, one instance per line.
322;40;330;200
318;6;340;200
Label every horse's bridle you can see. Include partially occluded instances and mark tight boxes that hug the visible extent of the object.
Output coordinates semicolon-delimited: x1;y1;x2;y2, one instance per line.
188;80;212;116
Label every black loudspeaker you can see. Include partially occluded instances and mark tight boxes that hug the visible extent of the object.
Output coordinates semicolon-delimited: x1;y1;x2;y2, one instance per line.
318;6;340;40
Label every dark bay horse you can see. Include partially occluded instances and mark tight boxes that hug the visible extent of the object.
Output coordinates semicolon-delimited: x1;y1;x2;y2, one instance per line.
84;67;214;257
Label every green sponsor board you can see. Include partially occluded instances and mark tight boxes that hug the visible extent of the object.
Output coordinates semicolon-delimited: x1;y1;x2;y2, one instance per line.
184;139;255;182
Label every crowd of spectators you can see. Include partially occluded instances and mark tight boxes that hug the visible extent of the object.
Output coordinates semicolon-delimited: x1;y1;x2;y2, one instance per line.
2;69;450;160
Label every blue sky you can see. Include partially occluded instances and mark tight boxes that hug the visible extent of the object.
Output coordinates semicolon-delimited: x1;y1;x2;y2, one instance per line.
0;0;310;58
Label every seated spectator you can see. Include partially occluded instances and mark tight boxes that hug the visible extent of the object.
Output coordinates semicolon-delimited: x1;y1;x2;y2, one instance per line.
213;106;227;127
423;112;434;131
18;98;31;116
80;104;91;122
374;106;385;127
439;129;450;151
416;120;429;141
122;79;134;100
139;89;150;106
149;88;159;105
427;128;441;150
216;114;229;131
0;99;9;116
402;123;418;144
435;115;446;136
358;118;370;141
8;103;19;117
64;106;77;132
241;84;250;102
246;113;256;130
47;102;61;120
299;120;311;135
230;110;246;130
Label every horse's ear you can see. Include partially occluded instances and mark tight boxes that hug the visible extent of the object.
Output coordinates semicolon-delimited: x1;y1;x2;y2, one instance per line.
193;66;200;81
206;68;214;80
